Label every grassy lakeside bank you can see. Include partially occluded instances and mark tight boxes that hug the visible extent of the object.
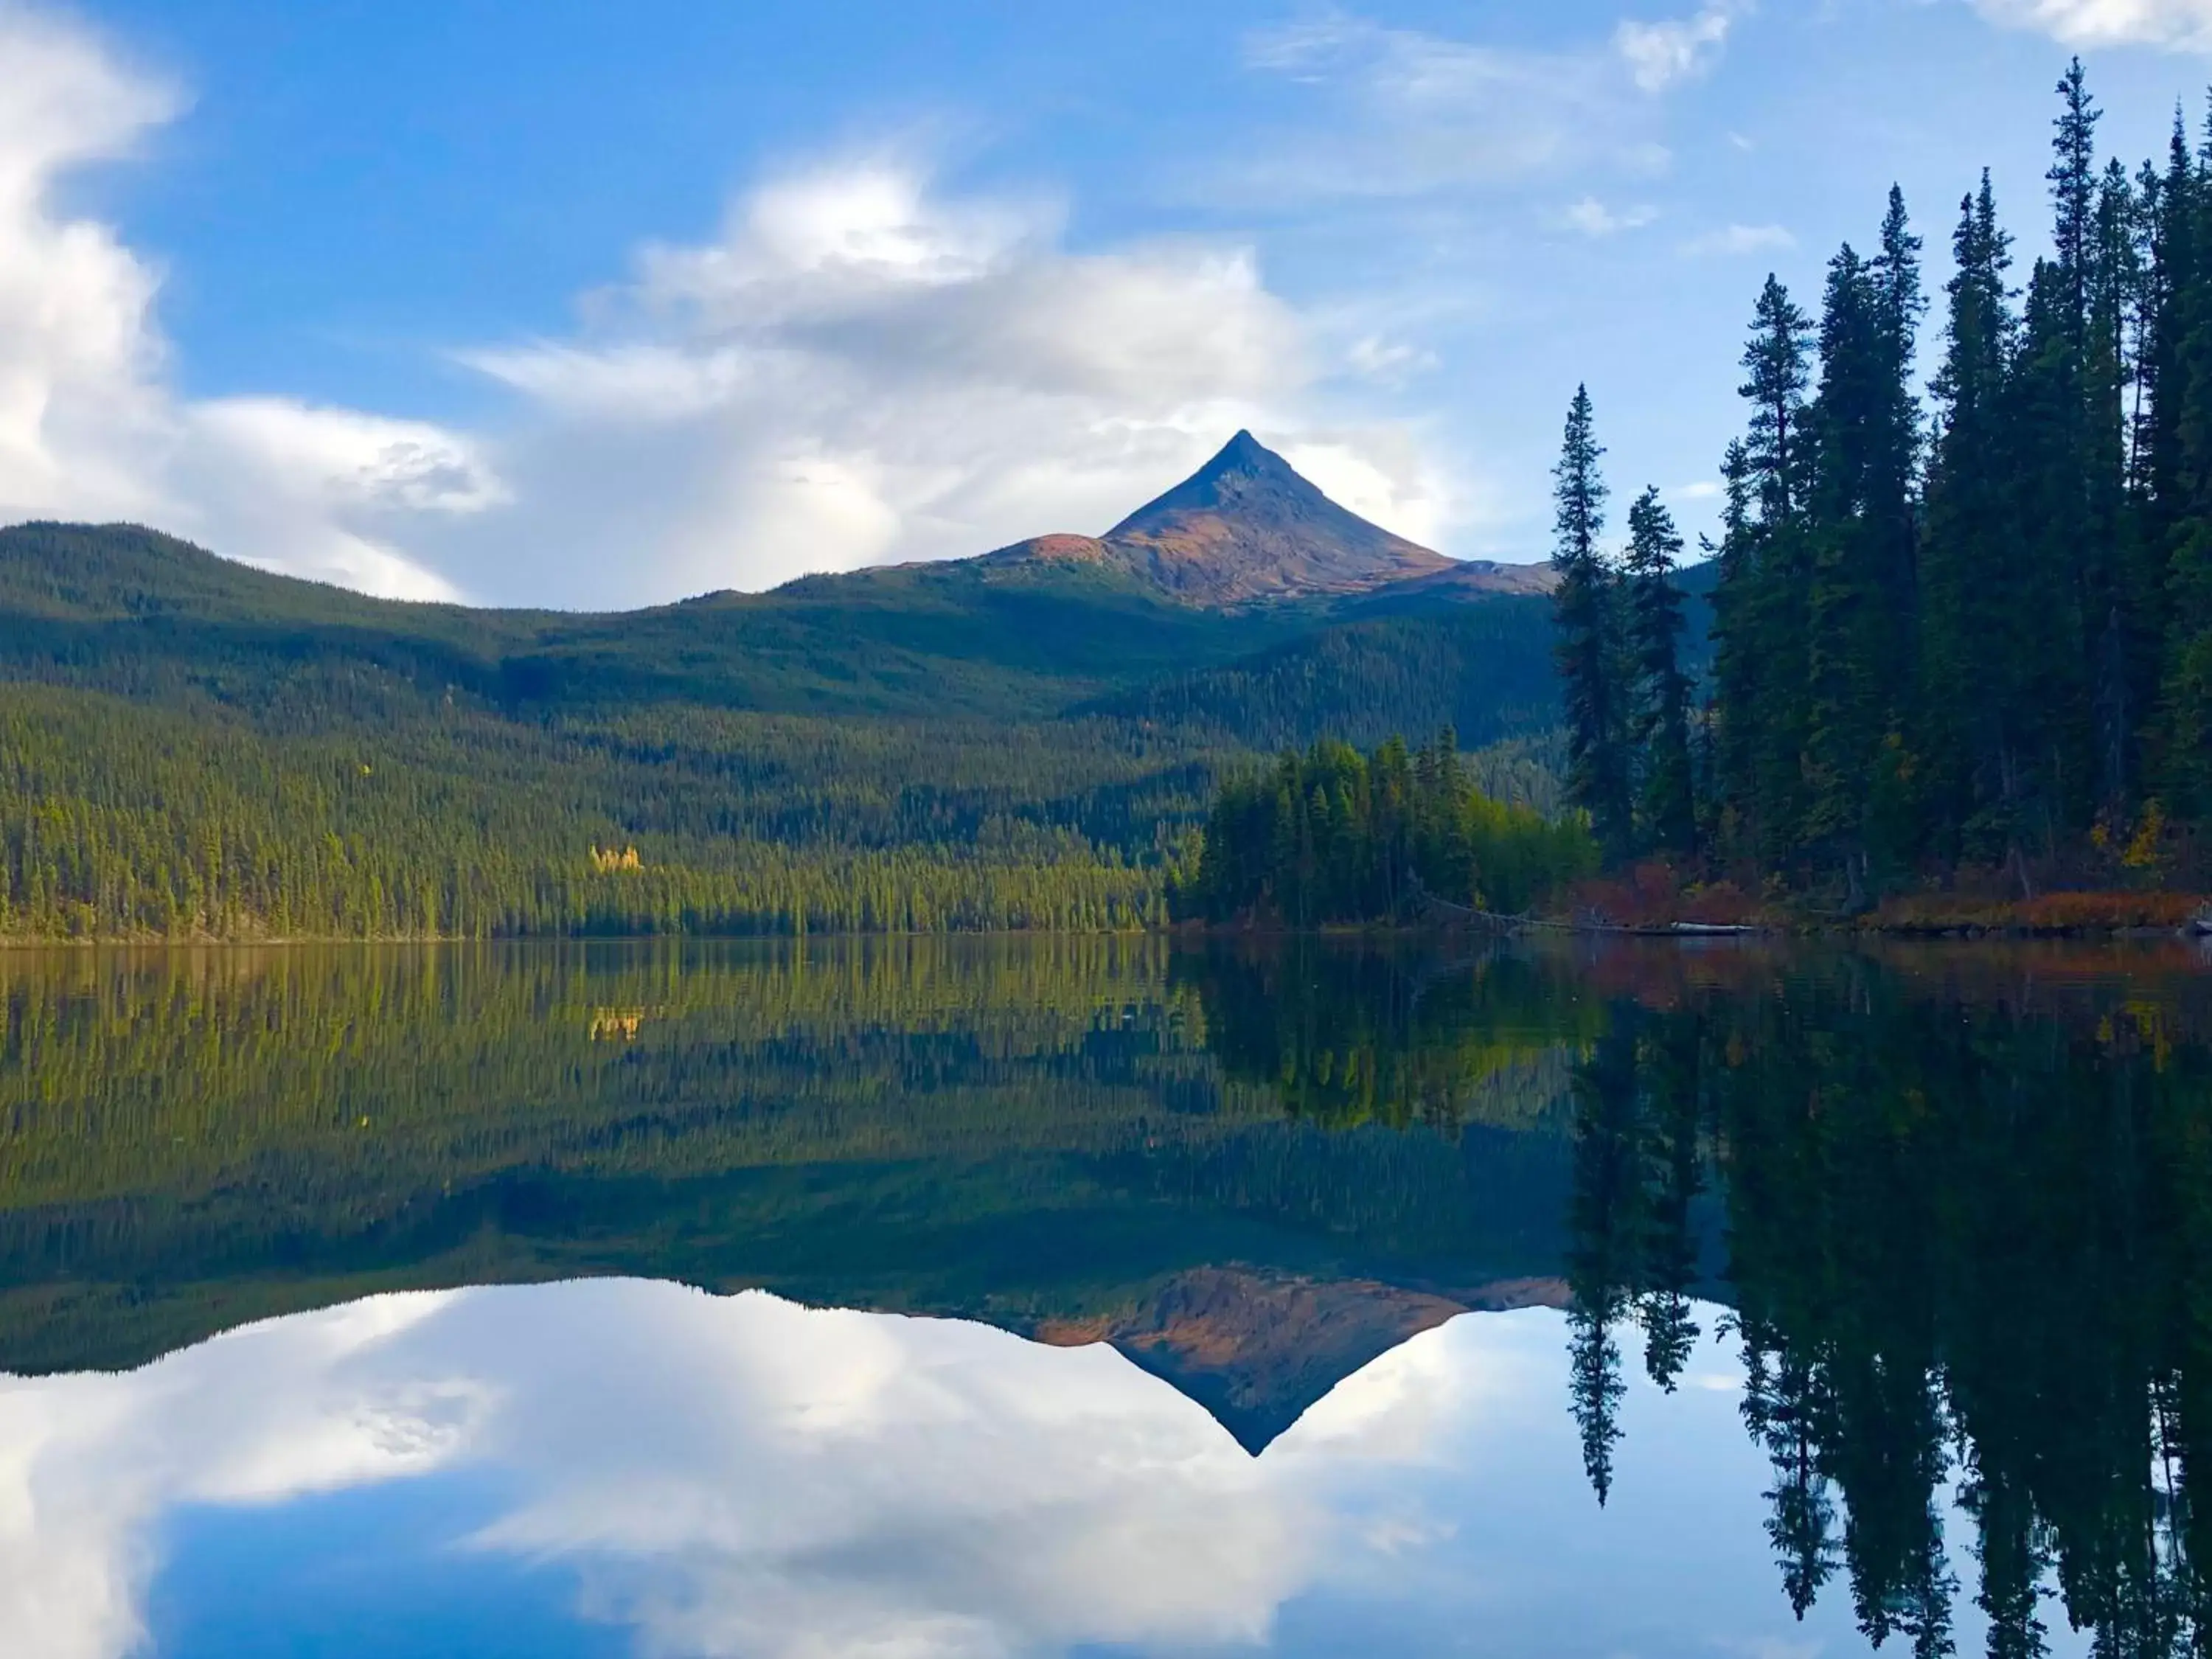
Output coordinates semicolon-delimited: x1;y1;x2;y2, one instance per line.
1540;863;2212;938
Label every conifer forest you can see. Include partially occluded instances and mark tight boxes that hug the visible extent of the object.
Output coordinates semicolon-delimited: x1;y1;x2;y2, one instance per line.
1552;62;2212;906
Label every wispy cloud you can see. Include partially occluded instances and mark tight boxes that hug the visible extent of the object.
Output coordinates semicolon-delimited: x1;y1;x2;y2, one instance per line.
1229;6;1747;201
1680;223;1797;257
1345;333;1439;382
1560;197;1660;237
1615;3;1748;92
1967;0;2212;52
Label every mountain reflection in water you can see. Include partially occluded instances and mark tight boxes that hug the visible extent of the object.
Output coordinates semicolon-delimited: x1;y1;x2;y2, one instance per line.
0;936;2205;1655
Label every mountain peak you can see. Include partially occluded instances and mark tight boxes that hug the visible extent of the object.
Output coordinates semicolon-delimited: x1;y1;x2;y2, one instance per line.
1085;431;1453;605
1194;428;1273;476
977;431;1552;608
1107;429;1349;541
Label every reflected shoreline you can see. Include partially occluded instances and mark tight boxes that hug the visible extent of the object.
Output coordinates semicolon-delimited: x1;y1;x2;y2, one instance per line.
3;936;2208;1653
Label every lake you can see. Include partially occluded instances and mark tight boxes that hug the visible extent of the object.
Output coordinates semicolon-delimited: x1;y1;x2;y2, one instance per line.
1;935;2204;1657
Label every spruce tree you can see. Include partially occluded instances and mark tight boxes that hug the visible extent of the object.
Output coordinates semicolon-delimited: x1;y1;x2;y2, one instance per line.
1624;487;1698;859
1742;276;1817;524
2049;58;2101;352
2000;257;2090;869
1804;244;1888;895
1792;198;1927;898
1713;277;1817;869
2087;159;2149;821
1551;386;1634;862
1920;175;2016;865
2160;95;2212;818
1709;439;1761;859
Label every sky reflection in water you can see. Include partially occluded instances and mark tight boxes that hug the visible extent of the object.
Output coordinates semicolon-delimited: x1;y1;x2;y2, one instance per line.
1;938;2191;1656
4;1280;2039;1659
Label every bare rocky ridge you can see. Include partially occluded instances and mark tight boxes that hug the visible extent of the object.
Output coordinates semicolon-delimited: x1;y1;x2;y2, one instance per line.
979;431;1554;608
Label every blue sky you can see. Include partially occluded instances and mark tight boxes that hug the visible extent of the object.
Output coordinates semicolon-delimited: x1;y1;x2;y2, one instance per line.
7;0;2212;606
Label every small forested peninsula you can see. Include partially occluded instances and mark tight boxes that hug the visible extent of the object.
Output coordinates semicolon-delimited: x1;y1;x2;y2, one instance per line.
1172;733;1596;927
1554;61;2212;911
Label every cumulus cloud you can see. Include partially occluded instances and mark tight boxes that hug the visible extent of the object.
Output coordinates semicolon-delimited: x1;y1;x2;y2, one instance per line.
439;155;1458;603
1969;0;2212;50
0;1284;1321;1659
0;7;494;599
0;12;1450;607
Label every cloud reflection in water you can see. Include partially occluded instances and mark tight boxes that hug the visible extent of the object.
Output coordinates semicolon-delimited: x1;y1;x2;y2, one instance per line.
0;1280;1982;1658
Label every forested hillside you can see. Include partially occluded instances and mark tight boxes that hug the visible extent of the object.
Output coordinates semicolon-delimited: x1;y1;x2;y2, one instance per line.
0;481;1566;937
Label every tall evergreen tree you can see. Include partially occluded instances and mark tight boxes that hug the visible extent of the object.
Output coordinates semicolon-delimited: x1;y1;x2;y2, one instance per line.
1711;277;1817;869
1709;439;1762;859
2162;98;2212;818
2007;256;2096;864
1551;386;1635;861
2088;159;2149;820
1803;245;1892;896
1743;276;1818;524
1920;175;2018;868
1792;198;1929;897
2050;58;2101;352
1624;487;1698;859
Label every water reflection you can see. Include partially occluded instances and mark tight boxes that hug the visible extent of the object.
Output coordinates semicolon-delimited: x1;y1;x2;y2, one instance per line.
1547;947;2212;1658
1;938;2205;1654
4;1280;1904;1659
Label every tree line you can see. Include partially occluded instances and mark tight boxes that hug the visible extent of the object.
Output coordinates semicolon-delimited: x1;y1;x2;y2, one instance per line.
1555;60;2212;901
0;685;1165;938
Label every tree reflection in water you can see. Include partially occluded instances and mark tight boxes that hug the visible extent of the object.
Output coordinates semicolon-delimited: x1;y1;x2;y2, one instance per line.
1551;945;2212;1658
7;936;2212;1653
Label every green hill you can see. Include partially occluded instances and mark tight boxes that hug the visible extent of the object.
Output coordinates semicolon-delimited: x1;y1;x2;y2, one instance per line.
0;442;1580;939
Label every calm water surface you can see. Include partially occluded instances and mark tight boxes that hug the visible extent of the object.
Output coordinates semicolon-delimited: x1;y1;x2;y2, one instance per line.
1;936;2204;1657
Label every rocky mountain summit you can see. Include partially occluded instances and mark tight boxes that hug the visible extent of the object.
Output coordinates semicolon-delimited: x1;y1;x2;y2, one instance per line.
981;431;1551;607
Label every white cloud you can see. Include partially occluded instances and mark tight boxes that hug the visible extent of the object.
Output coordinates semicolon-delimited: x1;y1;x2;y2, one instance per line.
0;1285;1909;1659
1561;196;1661;236
1345;333;1439;386
1968;0;2212;50
1615;4;1747;92
0;7;490;600
1233;7;1743;202
0;10;1454;606
1680;223;1798;257
442;156;1456;603
0;1284;1322;1659
1279;432;1452;548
